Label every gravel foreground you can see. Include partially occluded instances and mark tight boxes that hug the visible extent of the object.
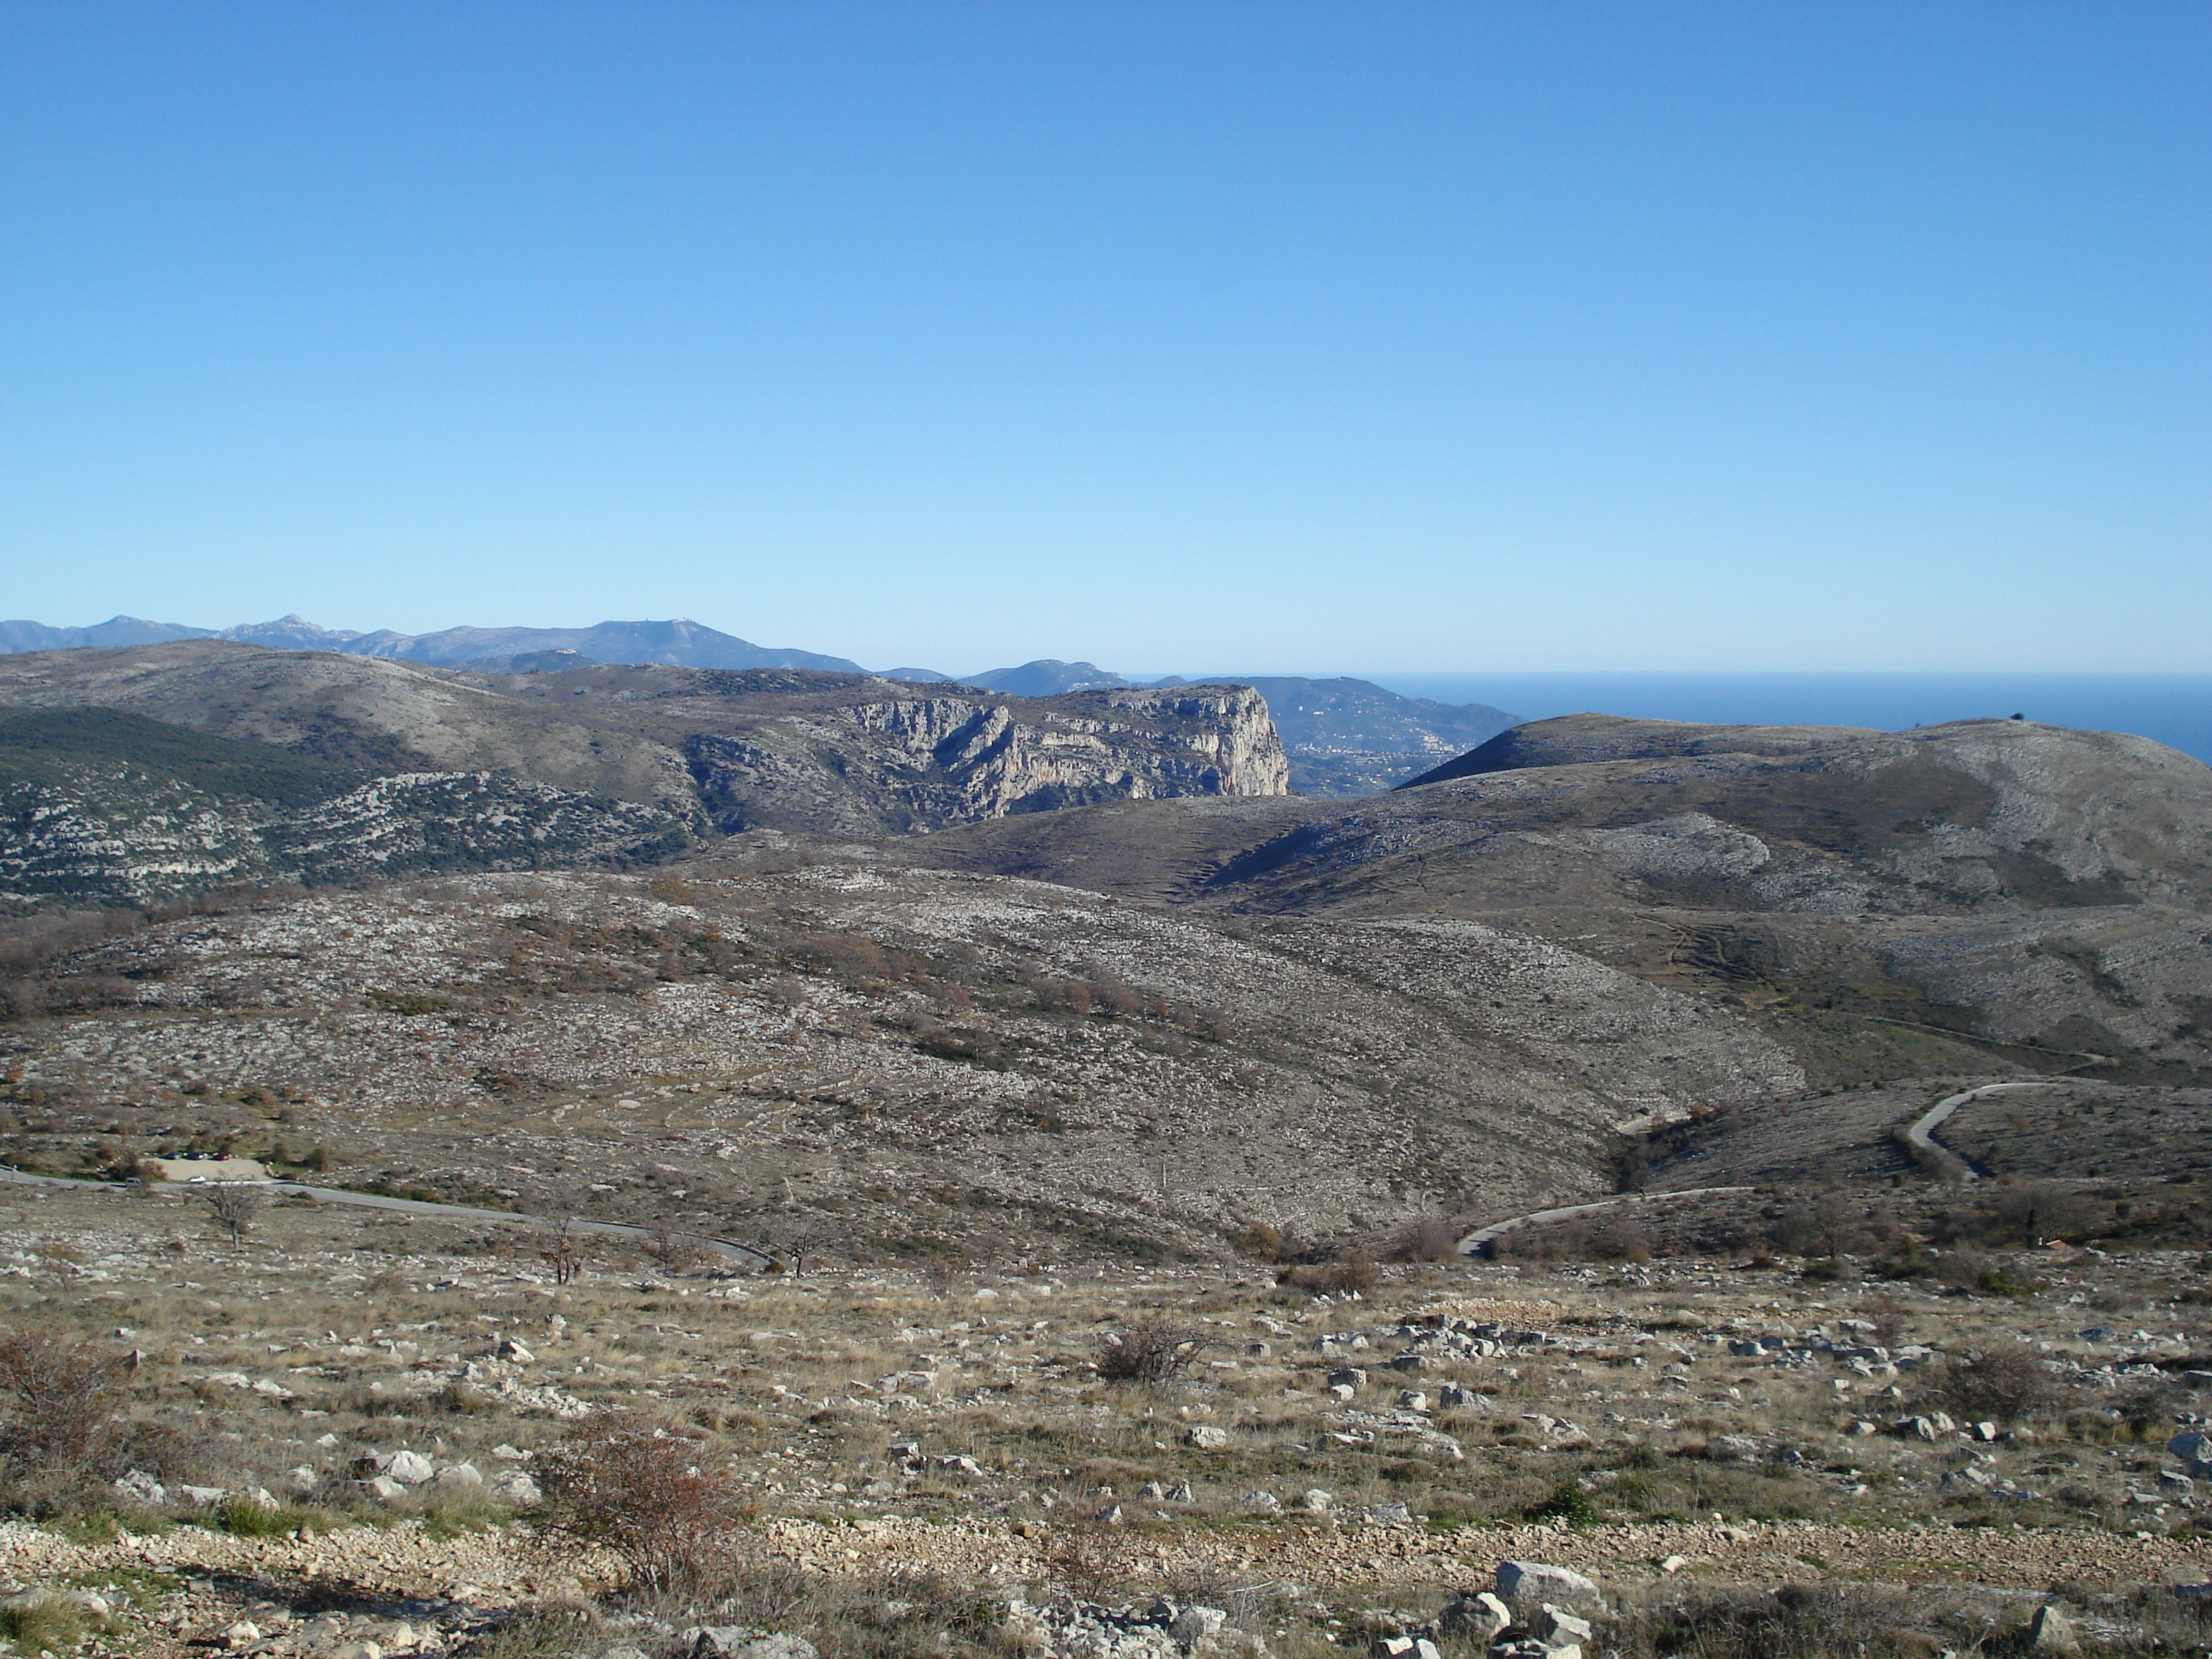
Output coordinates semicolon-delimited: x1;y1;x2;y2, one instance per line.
6;1513;2205;1599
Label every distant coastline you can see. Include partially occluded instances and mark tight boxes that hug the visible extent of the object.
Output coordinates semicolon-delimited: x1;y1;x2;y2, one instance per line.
1356;671;2212;765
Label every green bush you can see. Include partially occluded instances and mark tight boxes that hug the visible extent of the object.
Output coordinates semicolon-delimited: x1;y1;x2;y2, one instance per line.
216;1497;333;1537
0;1595;86;1652
1524;1478;1599;1526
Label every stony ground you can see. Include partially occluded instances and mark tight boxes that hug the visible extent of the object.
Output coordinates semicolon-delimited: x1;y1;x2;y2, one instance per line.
7;1177;2212;1656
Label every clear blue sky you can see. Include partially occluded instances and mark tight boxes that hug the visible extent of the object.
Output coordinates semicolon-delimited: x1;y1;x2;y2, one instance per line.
4;1;2206;673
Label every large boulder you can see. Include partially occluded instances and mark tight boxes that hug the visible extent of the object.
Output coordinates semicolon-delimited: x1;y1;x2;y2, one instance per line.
2027;1604;2079;1654
1170;1609;1228;1645
1436;1593;1510;1642
1496;1560;1601;1611
1367;1638;1439;1659
113;1470;166;1506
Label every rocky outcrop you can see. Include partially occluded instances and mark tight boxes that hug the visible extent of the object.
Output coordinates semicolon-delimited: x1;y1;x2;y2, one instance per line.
0;765;690;906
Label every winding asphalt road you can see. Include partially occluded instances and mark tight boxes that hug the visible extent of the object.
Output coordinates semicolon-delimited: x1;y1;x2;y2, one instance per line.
1902;1078;2067;1182
1450;1076;2075;1253
0;1166;773;1269
1455;1184;1755;1256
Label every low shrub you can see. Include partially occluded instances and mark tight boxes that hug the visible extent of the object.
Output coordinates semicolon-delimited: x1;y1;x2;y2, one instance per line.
0;1327;132;1493
538;1411;749;1593
468;1603;601;1659
216;1497;331;1537
1096;1317;1203;1383
0;1595;86;1653
1925;1344;2062;1425
1523;1478;1599;1526
1279;1255;1381;1293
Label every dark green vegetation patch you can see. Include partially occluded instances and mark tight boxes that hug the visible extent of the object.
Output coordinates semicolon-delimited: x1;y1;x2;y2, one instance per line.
0;706;372;806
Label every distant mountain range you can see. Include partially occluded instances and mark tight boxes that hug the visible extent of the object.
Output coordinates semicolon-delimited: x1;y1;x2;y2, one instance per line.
0;617;1520;795
0;613;866;673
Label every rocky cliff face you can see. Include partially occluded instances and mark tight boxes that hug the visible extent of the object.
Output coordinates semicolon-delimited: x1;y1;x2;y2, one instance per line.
0;645;1289;903
683;685;1286;835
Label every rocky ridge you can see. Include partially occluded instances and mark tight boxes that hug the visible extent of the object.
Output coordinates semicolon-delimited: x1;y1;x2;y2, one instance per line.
0;646;1290;904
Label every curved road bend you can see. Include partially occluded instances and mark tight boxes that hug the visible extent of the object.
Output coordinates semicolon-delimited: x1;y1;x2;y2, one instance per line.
1904;1079;2067;1182
1452;1076;2072;1253
1457;1185;1754;1257
0;1166;773;1270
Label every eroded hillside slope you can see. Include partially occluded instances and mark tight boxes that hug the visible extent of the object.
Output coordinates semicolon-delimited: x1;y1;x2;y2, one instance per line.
912;716;2212;1086
0;853;1798;1256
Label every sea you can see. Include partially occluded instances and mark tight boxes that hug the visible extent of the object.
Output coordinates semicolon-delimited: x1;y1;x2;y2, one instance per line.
1352;673;2212;767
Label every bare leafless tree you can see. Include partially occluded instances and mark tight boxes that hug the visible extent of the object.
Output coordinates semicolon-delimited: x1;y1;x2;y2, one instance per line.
1395;1214;1464;1262
752;1212;842;1277
920;1249;966;1297
0;1326;132;1477
1774;1189;1863;1259
1992;1179;2088;1246
1097;1316;1205;1382
644;1220;712;1272
539;1217;585;1285
202;1183;265;1245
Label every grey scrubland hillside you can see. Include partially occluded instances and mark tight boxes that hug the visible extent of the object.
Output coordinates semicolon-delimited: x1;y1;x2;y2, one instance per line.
914;712;2212;1091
